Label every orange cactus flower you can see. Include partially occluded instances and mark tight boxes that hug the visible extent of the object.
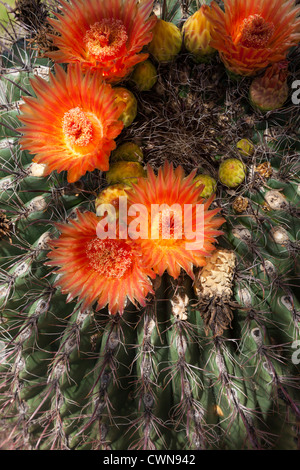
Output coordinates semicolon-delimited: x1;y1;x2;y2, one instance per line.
125;161;225;279
204;0;300;76
18;64;124;183
46;0;157;82
47;211;155;315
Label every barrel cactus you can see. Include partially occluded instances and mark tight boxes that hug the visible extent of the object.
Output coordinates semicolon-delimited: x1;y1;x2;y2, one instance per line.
0;0;299;451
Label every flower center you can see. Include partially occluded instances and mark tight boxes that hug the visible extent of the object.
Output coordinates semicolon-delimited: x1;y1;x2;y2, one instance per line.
84;19;128;61
237;14;274;48
62;107;93;147
86;238;133;279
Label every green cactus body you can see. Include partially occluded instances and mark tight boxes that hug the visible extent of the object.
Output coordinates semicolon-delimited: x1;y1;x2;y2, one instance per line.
0;1;299;452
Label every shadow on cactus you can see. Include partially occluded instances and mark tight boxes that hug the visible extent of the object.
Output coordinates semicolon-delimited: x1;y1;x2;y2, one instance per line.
0;0;299;451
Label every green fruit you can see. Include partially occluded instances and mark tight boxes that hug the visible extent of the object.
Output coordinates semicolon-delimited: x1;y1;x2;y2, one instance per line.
0;0;15;25
219;158;246;188
105;161;147;185
111;142;143;163
131;60;158;91
236;139;254;157
113;87;137;128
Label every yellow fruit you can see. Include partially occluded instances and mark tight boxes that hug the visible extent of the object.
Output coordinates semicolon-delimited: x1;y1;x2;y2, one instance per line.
131;60;158;91
148;18;182;62
194;174;217;198
113;87;137;127
183;6;216;62
106;161;147;186
236;139;254;157
219;159;246;188
95;183;130;218
111;142;143;163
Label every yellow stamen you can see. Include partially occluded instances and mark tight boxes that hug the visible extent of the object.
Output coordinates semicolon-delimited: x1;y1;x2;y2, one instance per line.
84;19;128;61
236;14;274;48
86;238;133;279
62;107;93;147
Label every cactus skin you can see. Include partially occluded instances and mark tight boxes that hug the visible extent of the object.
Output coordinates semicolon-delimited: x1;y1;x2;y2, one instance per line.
0;4;300;452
